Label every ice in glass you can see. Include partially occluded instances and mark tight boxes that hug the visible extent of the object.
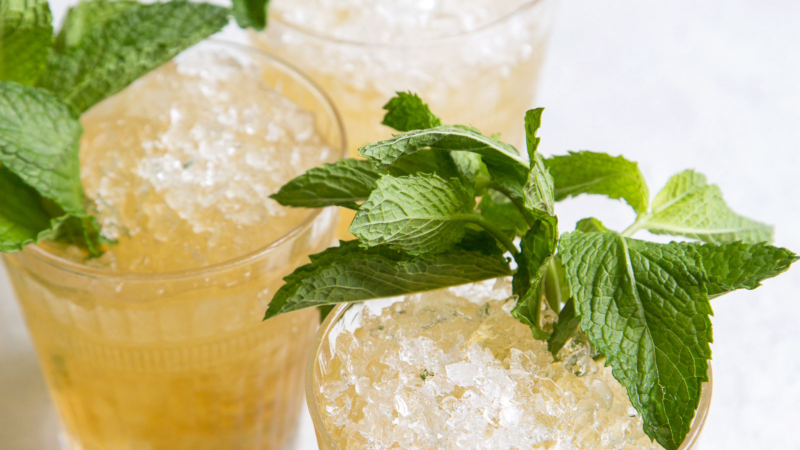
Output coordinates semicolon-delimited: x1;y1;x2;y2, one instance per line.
307;280;711;450
2;42;345;450
251;0;557;153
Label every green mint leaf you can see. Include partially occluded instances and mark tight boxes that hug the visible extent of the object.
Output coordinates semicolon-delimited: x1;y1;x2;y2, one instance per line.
51;213;108;257
0;0;53;85
644;170;773;244
55;0;138;51
457;229;505;257
547;298;580;356
511;217;558;339
386;149;461;180
559;231;712;450
231;0;270;30
317;304;335;324
545;151;650;215
449;151;490;193
575;217;608;233
0;166;59;252
523;152;555;217
270;158;380;210
478;190;529;238
38;0;229;113
382;91;442;132
0;82;85;214
683;241;797;298
359;125;529;188
524;108;544;161
264;240;513;319
350;173;476;255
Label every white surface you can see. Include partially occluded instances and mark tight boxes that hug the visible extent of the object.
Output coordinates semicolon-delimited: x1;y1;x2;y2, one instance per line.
2;0;799;448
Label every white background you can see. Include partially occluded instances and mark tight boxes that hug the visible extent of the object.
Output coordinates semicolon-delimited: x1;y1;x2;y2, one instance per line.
1;0;799;448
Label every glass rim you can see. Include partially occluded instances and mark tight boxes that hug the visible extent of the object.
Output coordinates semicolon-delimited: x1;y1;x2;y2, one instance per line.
269;0;547;48
306;299;714;450
21;40;347;282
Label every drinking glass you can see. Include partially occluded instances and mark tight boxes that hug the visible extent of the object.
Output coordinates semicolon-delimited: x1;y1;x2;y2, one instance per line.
307;300;713;450
251;0;557;154
2;42;346;450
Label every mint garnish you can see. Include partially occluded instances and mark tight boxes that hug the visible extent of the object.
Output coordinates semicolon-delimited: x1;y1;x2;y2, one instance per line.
560;230;713;450
0;0;53;85
267;91;797;450
0;166;60;252
264;240;512;319
630;169;773;243
545;150;650;214
38;0;229;113
0;82;84;213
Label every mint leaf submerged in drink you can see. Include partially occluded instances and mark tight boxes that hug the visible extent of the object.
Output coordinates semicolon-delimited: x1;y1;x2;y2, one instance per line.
0;0;278;254
267;92;797;450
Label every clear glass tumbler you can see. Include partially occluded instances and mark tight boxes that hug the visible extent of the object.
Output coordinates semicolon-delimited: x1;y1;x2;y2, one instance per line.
251;0;557;154
2;42;346;450
307;299;713;450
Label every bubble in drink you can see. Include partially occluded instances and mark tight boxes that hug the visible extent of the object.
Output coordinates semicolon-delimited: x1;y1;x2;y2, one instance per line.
314;279;665;450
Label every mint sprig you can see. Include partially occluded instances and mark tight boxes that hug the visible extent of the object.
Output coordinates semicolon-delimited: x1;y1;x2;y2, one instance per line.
267;92;796;450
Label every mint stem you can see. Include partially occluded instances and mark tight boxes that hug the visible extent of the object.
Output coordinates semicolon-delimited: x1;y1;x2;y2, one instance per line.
466;213;520;260
621;215;650;237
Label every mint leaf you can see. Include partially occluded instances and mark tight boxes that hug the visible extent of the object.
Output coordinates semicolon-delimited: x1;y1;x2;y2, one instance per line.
270;158;380;210
523;108;544;160
52;212;108;257
545;151;650;215
559;231;712;450
575;217;608;233
350;173;476;255
524;152;555;217
382;91;442;132
684;241;797;298
231;0;270;30
543;253;569;311
511;217;557;339
264;240;513;319
0;166;59;252
39;0;229;113
0;0;53;85
547;298;580;356
478;190;529;238
0;82;85;214
359;125;529;189
55;0;138;51
644;170;773;244
386;149;461;180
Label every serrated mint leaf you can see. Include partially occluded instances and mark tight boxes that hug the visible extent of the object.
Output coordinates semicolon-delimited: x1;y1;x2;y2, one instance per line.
478;190;529;238
524;108;544;161
0;0;52;85
55;0;138;51
575;217;608;233
264;240;513;319
52;212;108;257
359;125;529;187
0;166;59;252
559;231;712;450
0;82;85;214
644;170;773;244
683;241;797;298
547;298;580;356
38;0;229;113
457;229;505;257
545;151;650;215
511;217;558;339
524;152;555;217
386;149;461;180
231;0;270;30
350;173;476;255
382;91;442;132
450;151;490;193
270;158;380;210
